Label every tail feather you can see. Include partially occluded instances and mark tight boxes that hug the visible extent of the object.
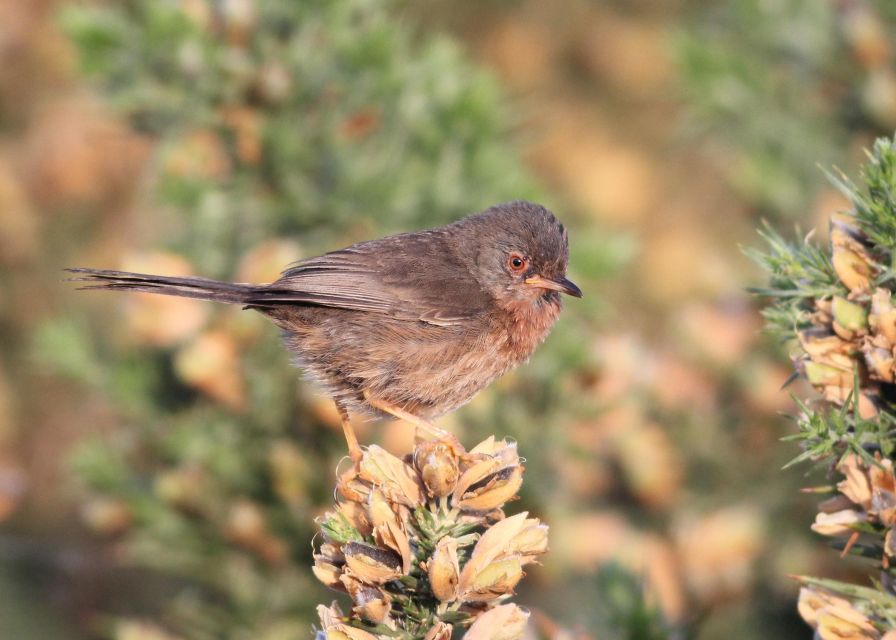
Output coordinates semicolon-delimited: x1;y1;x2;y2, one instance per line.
65;268;256;304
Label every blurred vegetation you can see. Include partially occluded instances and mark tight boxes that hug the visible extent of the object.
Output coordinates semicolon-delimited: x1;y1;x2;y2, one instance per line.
678;0;896;218
5;0;896;639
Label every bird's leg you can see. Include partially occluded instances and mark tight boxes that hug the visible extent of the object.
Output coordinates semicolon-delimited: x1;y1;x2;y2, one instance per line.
363;393;464;453
334;399;363;463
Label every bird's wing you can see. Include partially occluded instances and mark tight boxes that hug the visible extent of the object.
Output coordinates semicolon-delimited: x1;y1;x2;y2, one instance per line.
245;231;489;325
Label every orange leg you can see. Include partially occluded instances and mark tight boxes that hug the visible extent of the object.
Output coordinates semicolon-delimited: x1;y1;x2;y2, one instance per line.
335;400;363;463
363;392;463;453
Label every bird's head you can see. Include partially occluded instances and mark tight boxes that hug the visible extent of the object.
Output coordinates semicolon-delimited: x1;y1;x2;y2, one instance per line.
453;201;582;309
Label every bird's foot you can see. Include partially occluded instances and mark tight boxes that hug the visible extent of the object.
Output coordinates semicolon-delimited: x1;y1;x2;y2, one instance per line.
415;427;465;457
363;392;465;455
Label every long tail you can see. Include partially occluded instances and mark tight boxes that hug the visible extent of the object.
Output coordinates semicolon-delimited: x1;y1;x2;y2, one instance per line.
65;268;257;304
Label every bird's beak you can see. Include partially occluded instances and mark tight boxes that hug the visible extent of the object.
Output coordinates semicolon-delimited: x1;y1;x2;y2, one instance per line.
524;274;583;298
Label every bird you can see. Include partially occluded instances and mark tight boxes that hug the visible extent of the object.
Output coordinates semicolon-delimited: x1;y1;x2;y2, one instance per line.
68;200;581;461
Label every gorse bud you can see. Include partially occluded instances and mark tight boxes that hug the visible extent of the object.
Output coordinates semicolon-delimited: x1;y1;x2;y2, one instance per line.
313;436;546;640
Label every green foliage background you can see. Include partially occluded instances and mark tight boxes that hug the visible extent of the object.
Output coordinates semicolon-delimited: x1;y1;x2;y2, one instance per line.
4;0;896;639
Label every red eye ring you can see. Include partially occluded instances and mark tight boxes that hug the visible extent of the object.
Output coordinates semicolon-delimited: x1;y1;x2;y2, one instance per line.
507;253;527;273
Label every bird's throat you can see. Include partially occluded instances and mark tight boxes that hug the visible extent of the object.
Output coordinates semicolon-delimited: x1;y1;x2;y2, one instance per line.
501;295;563;361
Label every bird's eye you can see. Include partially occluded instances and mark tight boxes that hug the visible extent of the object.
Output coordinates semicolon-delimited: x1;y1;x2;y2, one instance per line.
507;253;527;273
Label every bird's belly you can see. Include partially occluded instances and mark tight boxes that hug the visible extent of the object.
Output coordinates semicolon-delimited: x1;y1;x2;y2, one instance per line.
270;307;511;418
354;325;511;418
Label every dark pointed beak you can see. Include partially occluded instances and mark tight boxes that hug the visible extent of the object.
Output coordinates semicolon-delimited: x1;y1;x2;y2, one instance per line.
524;275;583;298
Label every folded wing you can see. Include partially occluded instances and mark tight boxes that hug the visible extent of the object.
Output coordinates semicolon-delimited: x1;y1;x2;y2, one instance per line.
247;231;488;326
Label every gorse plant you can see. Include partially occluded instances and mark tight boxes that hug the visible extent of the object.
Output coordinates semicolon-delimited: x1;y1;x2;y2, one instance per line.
313;437;544;640
757;134;896;637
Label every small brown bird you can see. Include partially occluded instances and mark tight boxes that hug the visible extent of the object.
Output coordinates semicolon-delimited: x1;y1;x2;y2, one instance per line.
69;201;581;460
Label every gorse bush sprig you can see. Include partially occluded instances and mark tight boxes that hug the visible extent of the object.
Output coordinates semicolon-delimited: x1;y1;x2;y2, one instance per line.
312;437;545;640
759;134;896;638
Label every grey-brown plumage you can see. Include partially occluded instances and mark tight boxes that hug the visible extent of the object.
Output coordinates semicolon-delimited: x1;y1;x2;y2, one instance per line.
68;201;581;457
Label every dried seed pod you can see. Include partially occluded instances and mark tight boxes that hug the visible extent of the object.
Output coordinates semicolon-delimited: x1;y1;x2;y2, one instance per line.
313;438;545;638
830;219;876;293
454;444;524;513
415;441;460;497
811;509;867;536
458;513;542;601
468;438;520;467
367;488;400;528
154;467;206;513
375;519;412;574
342;576;392;624
863;344;894;383
832;246;874;293
870;288;896;343
456;466;523;512
337;501;373;539
816;603;878;639
359;446;422;507
343;541;403;584
798;329;854;365
869;458;896;493
313;558;345;590
505;520;549;562
803;361;852;388
463;604;529;640
428;537;460;602
460;514;534;575
337;468;372;503
836;455;872;509
459;556;524;602
886;528;896;558
797;587;853;629
424;622;453;640
317;603;381;640
873;489;896;527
